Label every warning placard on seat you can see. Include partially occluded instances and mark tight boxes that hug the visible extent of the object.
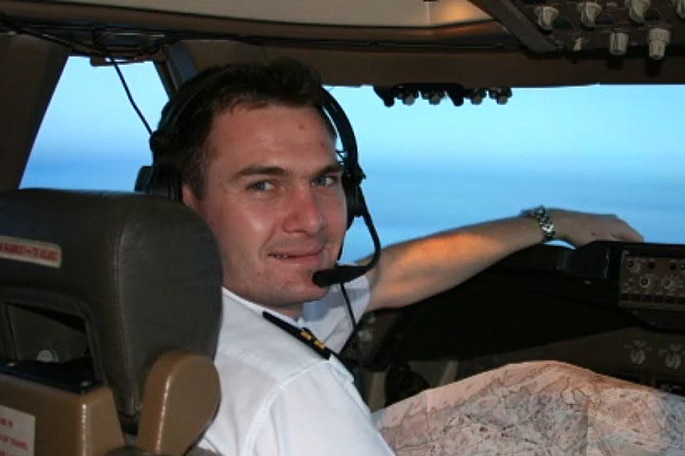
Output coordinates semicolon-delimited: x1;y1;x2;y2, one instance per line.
0;405;35;456
0;235;61;268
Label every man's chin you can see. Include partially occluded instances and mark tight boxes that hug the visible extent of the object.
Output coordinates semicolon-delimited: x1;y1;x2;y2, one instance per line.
298;281;331;302
257;267;335;304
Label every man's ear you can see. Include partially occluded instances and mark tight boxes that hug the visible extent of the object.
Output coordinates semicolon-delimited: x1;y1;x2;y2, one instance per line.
181;184;201;211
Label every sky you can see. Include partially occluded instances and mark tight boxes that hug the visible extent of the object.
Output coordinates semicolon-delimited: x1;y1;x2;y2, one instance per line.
24;57;685;261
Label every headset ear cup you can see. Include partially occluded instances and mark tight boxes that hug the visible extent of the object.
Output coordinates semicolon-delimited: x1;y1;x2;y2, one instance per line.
343;175;365;228
148;130;165;157
138;127;183;200
153;165;182;201
135;164;182;201
134;165;153;192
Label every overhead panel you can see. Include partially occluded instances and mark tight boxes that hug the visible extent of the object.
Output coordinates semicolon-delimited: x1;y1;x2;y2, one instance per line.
476;0;685;60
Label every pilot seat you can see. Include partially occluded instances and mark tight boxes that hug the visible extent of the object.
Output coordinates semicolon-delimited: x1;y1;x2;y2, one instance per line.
0;189;223;456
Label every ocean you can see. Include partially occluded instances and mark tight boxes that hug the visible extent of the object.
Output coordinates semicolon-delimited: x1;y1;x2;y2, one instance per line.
22;152;685;263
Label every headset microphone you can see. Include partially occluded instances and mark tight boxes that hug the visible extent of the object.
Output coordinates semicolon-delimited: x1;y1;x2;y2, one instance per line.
312;195;382;288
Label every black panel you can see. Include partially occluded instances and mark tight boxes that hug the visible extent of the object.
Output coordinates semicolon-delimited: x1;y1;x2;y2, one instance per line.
344;241;685;371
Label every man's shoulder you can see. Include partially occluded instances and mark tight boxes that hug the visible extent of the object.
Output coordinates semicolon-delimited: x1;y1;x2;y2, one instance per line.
201;290;363;456
218;297;335;380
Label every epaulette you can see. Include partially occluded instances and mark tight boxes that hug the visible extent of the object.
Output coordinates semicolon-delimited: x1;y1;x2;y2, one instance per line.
262;311;332;360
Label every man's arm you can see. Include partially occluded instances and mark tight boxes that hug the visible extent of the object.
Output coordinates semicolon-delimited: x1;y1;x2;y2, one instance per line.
364;208;644;312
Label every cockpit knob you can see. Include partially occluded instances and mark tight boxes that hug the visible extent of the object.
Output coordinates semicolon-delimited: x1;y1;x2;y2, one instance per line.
578;2;603;27
487;88;512;105
535;6;559;31
625;0;651;23
609;31;630;55
422;90;445;105
469;89;485;105
675;0;685;19
399;92;417;106
647;28;671;60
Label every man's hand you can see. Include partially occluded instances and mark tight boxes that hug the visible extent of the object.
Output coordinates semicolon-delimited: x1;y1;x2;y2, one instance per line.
549;209;645;247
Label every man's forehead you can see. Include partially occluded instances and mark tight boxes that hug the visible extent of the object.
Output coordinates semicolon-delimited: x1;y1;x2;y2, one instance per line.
221;102;328;125
206;104;337;167
211;104;334;141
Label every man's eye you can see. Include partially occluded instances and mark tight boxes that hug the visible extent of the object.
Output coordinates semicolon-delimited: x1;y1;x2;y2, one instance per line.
248;181;274;191
313;175;339;187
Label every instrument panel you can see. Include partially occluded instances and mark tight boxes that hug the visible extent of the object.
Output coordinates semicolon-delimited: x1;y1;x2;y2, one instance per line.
345;240;685;370
619;247;685;310
342;241;685;407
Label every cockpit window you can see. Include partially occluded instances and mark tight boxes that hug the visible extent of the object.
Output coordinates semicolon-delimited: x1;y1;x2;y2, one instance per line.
21;57;165;191
20;57;685;262
337;84;685;262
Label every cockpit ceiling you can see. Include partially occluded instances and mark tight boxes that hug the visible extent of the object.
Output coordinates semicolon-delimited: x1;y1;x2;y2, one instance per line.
48;0;493;28
0;0;507;52
2;0;685;87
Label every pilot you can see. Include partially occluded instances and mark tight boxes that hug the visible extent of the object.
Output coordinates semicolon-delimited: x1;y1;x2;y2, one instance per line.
147;59;684;455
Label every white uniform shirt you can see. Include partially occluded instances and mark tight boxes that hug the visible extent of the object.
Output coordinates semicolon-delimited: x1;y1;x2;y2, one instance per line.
199;276;396;456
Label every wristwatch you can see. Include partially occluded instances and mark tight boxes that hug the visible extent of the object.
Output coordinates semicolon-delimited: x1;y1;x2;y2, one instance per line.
521;205;556;242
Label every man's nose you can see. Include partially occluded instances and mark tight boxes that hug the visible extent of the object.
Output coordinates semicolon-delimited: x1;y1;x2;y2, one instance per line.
283;186;326;234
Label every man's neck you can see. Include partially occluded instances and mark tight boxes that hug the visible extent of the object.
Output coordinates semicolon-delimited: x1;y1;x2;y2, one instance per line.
221;287;304;320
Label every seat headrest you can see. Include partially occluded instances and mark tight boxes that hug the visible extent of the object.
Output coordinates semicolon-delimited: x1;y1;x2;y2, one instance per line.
0;189;223;432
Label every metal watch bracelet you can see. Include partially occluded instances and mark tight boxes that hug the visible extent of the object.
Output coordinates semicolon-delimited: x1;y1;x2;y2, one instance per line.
520;205;556;242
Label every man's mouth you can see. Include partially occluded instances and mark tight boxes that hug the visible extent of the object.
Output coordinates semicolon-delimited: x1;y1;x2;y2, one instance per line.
269;247;325;262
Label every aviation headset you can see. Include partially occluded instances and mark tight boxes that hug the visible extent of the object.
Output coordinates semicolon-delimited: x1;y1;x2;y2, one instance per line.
136;64;368;228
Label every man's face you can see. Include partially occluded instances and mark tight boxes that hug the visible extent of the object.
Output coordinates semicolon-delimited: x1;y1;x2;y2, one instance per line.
183;104;348;318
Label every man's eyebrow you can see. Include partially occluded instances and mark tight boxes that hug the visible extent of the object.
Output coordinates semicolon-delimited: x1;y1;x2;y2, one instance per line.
233;165;287;180
233;162;344;180
319;162;345;175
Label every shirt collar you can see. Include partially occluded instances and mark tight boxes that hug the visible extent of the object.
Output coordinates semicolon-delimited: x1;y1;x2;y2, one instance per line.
221;286;300;327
